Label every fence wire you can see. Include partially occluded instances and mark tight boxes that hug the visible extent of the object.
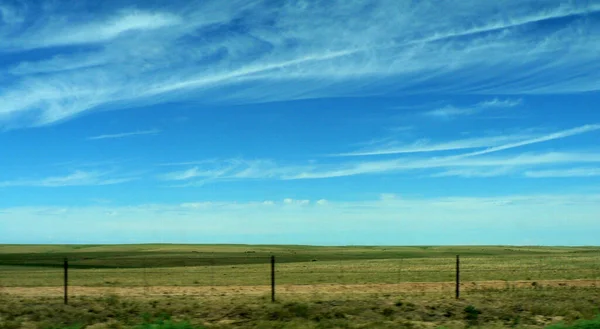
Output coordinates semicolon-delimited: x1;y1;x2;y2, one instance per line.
1;254;598;299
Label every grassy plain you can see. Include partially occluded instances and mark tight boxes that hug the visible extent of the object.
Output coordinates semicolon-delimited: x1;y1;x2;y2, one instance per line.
0;244;599;328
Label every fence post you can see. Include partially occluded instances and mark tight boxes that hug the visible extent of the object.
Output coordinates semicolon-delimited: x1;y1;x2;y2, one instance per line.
455;255;460;299
64;258;68;305
271;255;276;302
143;257;148;296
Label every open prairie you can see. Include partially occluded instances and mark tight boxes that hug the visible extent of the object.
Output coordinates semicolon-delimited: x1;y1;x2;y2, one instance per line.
1;245;599;328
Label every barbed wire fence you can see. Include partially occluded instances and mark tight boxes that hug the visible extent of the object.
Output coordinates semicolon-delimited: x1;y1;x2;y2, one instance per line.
0;254;598;304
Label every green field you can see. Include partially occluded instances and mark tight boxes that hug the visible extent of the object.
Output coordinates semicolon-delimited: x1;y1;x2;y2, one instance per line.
1;244;599;328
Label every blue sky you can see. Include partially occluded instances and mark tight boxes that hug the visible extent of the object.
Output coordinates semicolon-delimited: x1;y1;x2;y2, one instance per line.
1;0;600;245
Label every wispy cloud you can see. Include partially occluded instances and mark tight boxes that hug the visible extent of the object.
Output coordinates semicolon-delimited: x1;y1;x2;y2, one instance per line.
283;198;310;206
0;171;136;187
160;166;235;182
424;98;522;118
7;10;182;50
451;124;600;159
283;152;600;180
157;159;220;167
87;129;161;140
158;124;600;182
1;1;599;127
430;167;516;178
159;151;600;182
10;55;108;76
337;124;599;157
159;159;306;185
478;99;522;108
525;168;600;178
336;134;530;157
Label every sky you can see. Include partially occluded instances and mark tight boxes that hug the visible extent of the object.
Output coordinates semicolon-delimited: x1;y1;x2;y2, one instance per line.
1;0;600;245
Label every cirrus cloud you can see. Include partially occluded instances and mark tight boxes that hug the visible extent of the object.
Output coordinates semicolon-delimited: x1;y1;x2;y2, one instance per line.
1;1;599;128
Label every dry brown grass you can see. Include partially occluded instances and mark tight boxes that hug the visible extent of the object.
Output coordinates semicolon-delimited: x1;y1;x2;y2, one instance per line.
1;279;598;298
1;286;600;328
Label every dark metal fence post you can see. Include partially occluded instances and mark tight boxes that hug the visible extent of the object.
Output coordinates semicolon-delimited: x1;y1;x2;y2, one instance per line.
455;255;460;299
271;255;275;302
143;257;148;296
64;258;68;305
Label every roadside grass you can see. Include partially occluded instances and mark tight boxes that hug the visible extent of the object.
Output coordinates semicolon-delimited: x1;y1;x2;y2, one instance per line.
1;286;599;328
545;315;600;329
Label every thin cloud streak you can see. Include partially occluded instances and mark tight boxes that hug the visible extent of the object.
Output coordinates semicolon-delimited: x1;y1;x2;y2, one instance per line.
451;124;600;159
0;170;137;187
424;98;522;118
88;129;161;140
335;134;530;157
336;124;597;158
430;167;515;178
290;151;600;180
525;168;600;178
160;159;307;184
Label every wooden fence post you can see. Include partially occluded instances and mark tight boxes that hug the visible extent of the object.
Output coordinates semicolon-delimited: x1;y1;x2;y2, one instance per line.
64;258;68;305
271;255;276;302
455;255;460;299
